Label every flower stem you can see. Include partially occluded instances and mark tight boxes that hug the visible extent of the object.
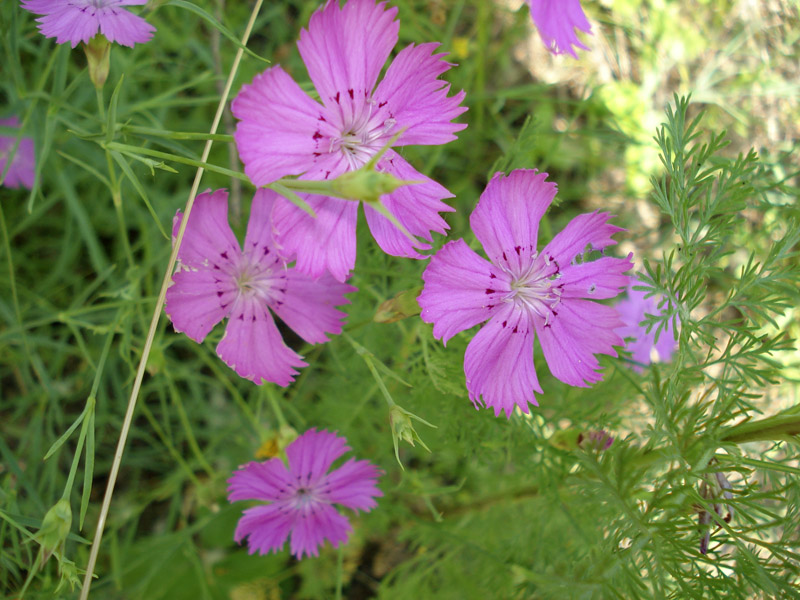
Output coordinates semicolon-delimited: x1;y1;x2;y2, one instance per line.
78;2;264;597
266;386;289;429
720;414;800;444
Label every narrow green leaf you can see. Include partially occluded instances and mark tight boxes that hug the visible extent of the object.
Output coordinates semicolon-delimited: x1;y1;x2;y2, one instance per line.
109;150;169;240
106;74;125;143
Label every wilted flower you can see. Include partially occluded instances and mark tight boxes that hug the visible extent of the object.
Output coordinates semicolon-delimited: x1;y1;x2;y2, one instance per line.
21;0;156;48
228;429;383;559
525;0;591;58
0;116;35;189
165;189;354;386
419;169;632;417
232;0;467;281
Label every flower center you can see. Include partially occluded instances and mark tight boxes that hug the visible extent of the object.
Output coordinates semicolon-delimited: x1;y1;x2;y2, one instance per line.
232;255;275;302
332;99;397;170
508;253;563;325
293;486;321;510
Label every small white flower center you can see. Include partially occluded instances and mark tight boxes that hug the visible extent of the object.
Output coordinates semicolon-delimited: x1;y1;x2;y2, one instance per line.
508;253;563;325
293;486;322;511
331;98;397;170
232;255;274;302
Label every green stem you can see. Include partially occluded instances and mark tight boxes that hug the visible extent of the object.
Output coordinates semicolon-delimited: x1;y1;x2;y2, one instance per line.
95;87;106;122
17;551;43;600
720;414;800;444
79;2;265;597
266;387;289;429
335;545;344;600
121;125;234;142
343;333;396;408
104;142;251;182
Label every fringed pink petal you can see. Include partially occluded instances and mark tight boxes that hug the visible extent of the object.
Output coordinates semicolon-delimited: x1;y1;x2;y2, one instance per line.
173;189;241;270
232;66;337;185
272;194;358;282
289;502;351;559
243;188;284;261
216;297;306;386
322;458;383;511
227;459;294;503
419;239;511;344
470;170;556;275
363;152;453;259
464;304;542;418
541;211;625;267
0;118;35;189
97;5;154;47
535;299;624;387
559;254;633;300
234;504;294;555
286;429;350;485
372;42;467;146
272;271;355;344
34;6;100;47
165;269;236;343
527;0;591;58
298;0;399;125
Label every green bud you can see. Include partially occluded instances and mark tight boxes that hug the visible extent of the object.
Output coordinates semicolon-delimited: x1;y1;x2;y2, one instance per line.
330;167;412;205
84;34;111;89
389;405;436;468
36;498;72;564
374;287;422;323
54;556;82;593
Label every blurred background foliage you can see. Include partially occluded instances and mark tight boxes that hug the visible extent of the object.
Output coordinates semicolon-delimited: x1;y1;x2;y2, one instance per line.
1;0;799;598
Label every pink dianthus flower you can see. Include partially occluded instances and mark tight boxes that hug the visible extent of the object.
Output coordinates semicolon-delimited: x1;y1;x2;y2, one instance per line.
526;0;592;58
232;0;467;282
21;0;155;48
228;428;383;559
418;169;632;418
165;189;354;386
0;117;35;189
614;278;679;372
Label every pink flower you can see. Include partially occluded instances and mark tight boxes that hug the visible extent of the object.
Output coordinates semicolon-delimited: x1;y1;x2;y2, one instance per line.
228;428;383;559
165;189;355;386
232;0;467;282
21;0;155;48
418;169;633;418
614;278;678;372
526;0;592;58
0;117;35;189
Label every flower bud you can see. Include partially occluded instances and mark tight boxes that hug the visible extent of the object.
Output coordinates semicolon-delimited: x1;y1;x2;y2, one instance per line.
578;430;614;451
84;34;111;89
255;425;298;460
36;498;72;564
389;405;435;468
330;167;411;205
374;287;422;323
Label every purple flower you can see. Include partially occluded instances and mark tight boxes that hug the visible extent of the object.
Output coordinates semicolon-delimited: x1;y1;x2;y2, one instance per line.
165;189;355;386
418;169;632;418
232;0;467;282
0;117;35;189
614;278;678;372
228;428;383;559
21;0;155;48
526;0;592;58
